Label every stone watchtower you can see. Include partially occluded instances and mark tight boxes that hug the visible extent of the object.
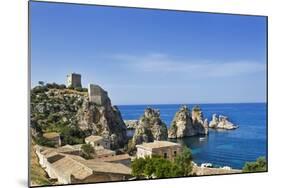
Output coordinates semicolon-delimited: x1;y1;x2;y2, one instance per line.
66;73;82;88
88;84;108;105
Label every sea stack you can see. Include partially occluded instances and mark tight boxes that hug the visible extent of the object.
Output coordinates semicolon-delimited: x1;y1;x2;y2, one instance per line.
168;105;208;138
209;114;238;130
132;108;168;146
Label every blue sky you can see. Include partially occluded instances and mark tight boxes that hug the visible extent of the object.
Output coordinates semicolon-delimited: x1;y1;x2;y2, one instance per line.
30;1;267;105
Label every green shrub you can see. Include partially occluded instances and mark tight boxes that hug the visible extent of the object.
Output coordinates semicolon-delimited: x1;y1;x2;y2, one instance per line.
32;86;48;94
131;147;193;178
174;147;193;176
81;143;95;159
131;157;147;177
75;87;83;92
59;84;66;89
34;136;56;147
60;126;85;145
242;157;267;173
38;81;44;86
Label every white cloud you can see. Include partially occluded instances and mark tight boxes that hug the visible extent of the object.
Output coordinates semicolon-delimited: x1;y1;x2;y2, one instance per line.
111;53;265;78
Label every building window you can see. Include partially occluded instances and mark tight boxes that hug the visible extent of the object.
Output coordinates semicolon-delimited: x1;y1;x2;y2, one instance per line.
164;153;167;159
174;151;177;156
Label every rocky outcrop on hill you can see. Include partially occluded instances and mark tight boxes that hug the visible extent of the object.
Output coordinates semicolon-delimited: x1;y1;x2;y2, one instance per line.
31;84;127;149
132;108;168;146
168;105;208;138
209;114;238;130
76;91;127;149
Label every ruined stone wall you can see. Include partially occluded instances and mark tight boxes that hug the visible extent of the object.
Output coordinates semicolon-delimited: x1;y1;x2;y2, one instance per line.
88;84;108;105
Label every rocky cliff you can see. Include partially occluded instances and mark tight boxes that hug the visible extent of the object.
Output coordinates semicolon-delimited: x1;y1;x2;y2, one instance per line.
168;105;208;138
132;108;168;146
30;84;127;149
209;114;238;130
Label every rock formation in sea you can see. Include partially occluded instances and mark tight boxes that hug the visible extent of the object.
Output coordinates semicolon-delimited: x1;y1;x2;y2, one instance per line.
209;114;238;130
31;84;127;150
191;105;209;135
168;105;208;138
132;108;168;146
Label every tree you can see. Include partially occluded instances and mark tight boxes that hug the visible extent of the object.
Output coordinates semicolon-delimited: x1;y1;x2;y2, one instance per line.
242;157;267;173
174;147;193;176
60;126;85;145
38;81;44;86
131;150;192;179
131;157;147;177
81;143;95;159
59;84;66;89
152;157;181;178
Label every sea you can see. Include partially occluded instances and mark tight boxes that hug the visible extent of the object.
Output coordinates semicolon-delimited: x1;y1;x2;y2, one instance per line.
118;103;267;169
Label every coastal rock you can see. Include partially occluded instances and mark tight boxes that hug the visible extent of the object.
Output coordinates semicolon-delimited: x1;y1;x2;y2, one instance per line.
191;105;209;135
124;120;138;129
31;85;127;150
132;108;168;146
209;114;219;128
209;114;238;130
168;105;208;138
76;88;127;149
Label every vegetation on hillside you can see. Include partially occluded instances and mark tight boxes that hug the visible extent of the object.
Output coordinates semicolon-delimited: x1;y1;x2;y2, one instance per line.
242;156;267;173
131;147;194;178
31;83;88;147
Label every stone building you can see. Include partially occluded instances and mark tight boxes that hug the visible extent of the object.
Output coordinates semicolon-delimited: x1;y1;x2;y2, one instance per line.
136;141;182;160
88;84;108;105
85;135;115;158
35;145;132;184
85;135;110;149
66;73;82;88
42;132;61;147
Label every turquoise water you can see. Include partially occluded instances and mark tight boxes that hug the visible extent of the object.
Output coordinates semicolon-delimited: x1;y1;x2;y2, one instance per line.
118;103;267;169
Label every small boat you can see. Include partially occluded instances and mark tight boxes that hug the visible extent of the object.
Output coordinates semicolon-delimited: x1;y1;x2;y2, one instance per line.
199;137;206;141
